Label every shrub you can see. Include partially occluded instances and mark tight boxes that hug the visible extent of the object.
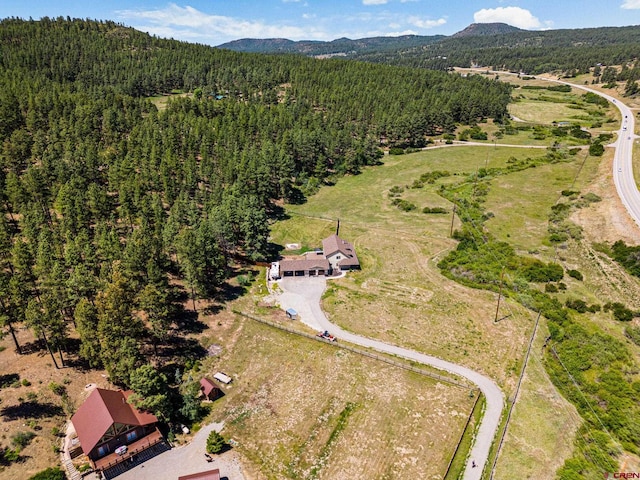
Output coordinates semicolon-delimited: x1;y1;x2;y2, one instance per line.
206;430;227;454
21;379;31;387
28;467;66;480
589;142;605;156
549;232;569;243
48;382;66;396
581;192;602;203
565;299;588;313
624;325;640;346
545;283;559;293
604;302;634;322
11;430;36;450
3;448;19;463
391;198;416;212
422;206;448;214
389;147;405;155
522;261;564;282
561;190;580;197
568;269;583;281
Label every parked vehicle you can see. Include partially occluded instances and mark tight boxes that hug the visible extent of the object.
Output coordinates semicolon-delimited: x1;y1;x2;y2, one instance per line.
317;330;337;342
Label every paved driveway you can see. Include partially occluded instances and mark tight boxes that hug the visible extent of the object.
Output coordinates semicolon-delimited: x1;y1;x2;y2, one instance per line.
115;422;246;480
276;276;504;480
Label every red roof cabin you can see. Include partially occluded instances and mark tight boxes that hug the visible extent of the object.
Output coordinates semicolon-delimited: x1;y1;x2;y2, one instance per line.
71;388;164;472
200;378;222;401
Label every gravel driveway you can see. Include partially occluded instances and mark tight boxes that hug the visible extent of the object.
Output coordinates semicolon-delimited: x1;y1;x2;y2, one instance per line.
275;276;504;480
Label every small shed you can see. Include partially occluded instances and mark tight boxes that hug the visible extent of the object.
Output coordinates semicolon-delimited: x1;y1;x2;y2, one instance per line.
285;308;298;320
200;378;222;401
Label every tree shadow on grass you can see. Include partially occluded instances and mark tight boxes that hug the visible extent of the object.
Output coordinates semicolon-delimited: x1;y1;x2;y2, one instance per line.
217;282;245;303
0;373;20;389
174;309;208;335
162;337;206;361
19;339;45;355
1;401;63;421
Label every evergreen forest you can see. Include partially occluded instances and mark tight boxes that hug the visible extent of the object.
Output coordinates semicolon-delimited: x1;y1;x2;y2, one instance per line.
0;17;512;419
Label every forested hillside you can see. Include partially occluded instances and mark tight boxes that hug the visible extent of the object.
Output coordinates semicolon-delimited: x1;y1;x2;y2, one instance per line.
222;23;640;79
0;17;511;417
357;25;640;77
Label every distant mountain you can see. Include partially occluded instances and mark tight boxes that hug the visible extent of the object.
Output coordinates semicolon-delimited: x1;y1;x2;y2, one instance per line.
218;34;445;57
452;22;524;38
218;23;640;76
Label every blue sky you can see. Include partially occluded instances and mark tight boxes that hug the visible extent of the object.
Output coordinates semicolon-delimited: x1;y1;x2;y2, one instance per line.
2;1;640;46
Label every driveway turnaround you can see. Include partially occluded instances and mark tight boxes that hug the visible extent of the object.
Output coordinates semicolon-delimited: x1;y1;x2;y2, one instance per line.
276;277;504;480
115;422;246;480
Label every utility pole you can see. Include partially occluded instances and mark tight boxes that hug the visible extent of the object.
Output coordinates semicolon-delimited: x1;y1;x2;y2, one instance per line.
450;201;457;237
494;267;505;323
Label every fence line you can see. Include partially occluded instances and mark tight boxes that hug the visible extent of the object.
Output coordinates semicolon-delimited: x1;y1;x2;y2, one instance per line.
443;392;481;479
233;310;472;390
489;310;542;479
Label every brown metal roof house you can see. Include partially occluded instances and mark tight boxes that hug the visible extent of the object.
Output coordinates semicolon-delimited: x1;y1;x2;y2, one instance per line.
178;468;221;480
322;234;360;271
71;388;164;473
279;257;330;277
200;378;222;401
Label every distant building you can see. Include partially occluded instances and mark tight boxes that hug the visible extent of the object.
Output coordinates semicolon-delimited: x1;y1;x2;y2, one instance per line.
71;388;164;473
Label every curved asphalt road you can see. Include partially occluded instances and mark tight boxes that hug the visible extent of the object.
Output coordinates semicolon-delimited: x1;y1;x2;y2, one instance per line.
274;75;640;479
277;277;504;480
539;77;640;228
472;69;640;228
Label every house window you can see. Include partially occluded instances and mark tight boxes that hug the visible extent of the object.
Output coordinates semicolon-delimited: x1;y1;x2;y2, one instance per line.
126;430;137;443
336;255;341;259
98;445;109;457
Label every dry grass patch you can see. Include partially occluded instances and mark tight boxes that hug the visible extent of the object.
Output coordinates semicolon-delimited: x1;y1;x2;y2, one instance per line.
0;328;113;480
202;318;474;480
494;321;581;480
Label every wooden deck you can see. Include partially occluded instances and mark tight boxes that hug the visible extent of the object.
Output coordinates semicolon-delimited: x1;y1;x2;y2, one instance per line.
93;428;164;471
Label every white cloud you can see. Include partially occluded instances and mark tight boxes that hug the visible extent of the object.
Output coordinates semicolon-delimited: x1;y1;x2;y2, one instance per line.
384;30;419;36
116;3;330;44
622;0;640;8
408;16;447;29
473;6;542;29
363;0;389;5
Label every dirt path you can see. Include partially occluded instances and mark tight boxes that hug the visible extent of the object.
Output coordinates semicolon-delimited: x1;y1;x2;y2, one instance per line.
274;277;504;480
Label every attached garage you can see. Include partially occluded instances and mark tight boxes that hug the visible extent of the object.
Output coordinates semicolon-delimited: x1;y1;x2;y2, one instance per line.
280;258;330;277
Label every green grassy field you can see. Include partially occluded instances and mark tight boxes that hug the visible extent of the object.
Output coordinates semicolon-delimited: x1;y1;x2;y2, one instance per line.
268;135;613;478
199;315;475;480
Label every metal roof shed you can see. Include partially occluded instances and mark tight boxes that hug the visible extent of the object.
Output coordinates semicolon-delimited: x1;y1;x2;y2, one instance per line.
286;308;298;319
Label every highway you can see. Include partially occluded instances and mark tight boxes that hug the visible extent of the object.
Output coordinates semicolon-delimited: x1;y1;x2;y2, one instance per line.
480;69;640;229
564;83;639;228
272;76;638;480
